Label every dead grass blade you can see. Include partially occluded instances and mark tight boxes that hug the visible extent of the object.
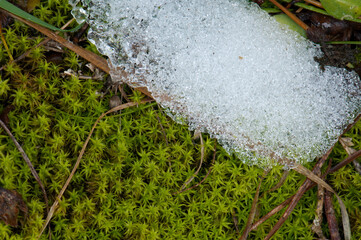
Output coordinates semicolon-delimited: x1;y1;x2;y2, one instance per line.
293;163;350;240
0;119;49;212
239;170;268;240
37;100;152;239
2;9;110;73
174;141;217;194
0;18;75;71
260;170;289;199
180;133;205;191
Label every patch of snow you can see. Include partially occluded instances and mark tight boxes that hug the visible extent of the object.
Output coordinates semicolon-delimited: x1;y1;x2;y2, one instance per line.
71;0;361;167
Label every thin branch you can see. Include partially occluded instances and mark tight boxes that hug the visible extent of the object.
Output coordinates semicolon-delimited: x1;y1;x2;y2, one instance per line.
311;186;326;239
263;154;328;239
250;147;361;233
269;0;309;30
0;129;44;237
250;197;292;231
324;190;341;240
328;149;361;174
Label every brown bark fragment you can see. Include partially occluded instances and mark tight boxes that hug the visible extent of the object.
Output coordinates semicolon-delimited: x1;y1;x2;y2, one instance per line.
0;187;28;227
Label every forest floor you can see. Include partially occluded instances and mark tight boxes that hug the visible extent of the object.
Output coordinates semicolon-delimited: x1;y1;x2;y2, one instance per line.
0;0;361;239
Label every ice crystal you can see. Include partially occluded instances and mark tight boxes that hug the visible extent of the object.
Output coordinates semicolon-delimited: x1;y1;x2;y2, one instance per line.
71;0;361;167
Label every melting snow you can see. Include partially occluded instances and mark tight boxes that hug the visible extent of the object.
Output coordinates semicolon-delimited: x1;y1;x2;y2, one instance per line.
70;0;361;167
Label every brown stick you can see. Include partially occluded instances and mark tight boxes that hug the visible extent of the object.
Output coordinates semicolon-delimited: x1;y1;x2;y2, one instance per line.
2;10;110;73
263;153;329;239
269;0;309;31
324;190;341;240
328;149;361;174
250;147;361;234
250;196;293;231
248;136;361;235
311;186;326;239
3;9;155;99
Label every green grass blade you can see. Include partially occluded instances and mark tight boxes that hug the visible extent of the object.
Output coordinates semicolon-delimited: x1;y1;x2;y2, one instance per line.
0;0;83;32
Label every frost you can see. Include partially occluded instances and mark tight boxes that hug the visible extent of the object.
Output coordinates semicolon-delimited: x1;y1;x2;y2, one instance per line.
72;0;361;167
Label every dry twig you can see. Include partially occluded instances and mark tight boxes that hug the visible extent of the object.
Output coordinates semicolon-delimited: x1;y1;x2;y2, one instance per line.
324;190;341;240
311;185;326;239
263;155;329;240
269;0;309;30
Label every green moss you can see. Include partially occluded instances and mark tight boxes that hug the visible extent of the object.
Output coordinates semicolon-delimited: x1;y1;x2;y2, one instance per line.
0;0;360;239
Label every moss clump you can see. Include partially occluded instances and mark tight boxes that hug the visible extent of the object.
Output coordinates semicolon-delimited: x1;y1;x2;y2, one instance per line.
0;0;361;239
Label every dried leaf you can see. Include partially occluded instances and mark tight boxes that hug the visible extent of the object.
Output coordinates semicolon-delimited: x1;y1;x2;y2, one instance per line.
340;137;354;147
0;187;28;227
340;137;357;155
